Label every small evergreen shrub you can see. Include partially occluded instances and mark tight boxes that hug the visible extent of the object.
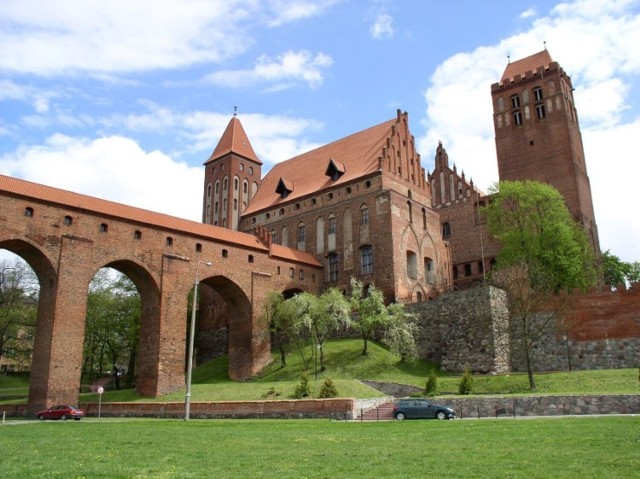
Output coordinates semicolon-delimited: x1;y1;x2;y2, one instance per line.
458;368;474;395
293;373;311;399
261;387;281;399
425;373;438;396
318;378;338;398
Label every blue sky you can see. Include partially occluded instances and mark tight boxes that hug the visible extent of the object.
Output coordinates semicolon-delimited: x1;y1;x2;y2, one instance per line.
1;0;639;262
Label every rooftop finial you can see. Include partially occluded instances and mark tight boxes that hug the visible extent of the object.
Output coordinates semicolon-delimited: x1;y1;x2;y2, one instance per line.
233;106;238;117
544;40;547;50
507;54;511;64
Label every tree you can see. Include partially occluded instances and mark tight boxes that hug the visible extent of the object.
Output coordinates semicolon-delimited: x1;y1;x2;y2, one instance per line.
601;250;640;288
84;269;140;389
0;260;38;371
289;289;350;371
381;302;419;362
485;180;596;391
261;291;298;368
348;278;391;356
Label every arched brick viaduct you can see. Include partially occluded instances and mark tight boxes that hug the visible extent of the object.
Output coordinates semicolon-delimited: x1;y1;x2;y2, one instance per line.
0;175;322;414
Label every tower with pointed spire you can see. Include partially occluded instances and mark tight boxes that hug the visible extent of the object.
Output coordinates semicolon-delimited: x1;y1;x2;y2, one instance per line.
202;114;262;230
491;49;600;253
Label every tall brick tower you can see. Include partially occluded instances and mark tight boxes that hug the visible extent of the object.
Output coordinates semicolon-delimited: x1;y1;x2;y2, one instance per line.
202;113;262;230
491;50;600;253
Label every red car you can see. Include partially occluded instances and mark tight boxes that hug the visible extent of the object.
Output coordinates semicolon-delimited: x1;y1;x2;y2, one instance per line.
36;405;85;421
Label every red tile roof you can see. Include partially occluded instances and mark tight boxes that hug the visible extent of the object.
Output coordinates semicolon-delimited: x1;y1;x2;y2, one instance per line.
0;174;268;251
243;116;401;215
501;50;554;82
205;116;262;165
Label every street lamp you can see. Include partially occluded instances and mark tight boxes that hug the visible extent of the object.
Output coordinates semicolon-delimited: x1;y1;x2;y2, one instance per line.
184;260;211;421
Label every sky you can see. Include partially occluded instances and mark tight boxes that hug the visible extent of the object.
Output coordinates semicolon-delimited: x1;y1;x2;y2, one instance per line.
1;0;639;262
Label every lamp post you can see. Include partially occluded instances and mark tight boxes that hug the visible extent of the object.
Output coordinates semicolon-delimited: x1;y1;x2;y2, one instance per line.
184;260;211;421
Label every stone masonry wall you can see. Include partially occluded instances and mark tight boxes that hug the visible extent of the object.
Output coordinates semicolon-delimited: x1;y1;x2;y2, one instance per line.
408;286;511;373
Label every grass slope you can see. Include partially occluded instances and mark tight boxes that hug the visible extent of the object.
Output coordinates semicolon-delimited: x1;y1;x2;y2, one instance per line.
1;339;639;403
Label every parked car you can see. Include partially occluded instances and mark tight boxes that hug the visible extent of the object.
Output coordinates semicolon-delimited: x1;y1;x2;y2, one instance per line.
393;398;456;420
36;405;85;421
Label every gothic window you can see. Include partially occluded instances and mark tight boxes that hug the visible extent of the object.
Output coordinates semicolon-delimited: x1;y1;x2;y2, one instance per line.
510;94;520;109
328;253;339;282
207;184;211;198
407;201;413;223
536;103;546;119
360;205;369;225
215;180;220;195
406;251;418;279
233;199;238;210
328;214;336;234
425;257;434;284
234;177;239;190
298;223;306;242
513;110;523;126
533;87;543;102
223;177;228;191
243;181;248;194
360;246;373;275
442;222;451;239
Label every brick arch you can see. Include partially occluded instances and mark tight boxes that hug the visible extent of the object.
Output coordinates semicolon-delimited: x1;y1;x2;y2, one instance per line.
199;274;255;380
100;259;162;397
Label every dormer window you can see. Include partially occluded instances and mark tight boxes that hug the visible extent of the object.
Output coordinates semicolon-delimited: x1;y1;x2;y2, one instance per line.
325;158;346;181
275;177;293;198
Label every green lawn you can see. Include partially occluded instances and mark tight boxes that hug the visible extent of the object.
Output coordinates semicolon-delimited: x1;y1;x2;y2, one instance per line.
1;416;638;478
2;339;639;403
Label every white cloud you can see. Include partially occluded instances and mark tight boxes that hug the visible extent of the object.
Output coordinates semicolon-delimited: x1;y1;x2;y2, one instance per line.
0;0;339;75
370;13;394;39
204;50;333;90
520;8;537;19
420;0;640;261
0;134;203;221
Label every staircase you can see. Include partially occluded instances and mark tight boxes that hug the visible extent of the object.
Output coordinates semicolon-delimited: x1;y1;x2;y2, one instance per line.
356;401;396;421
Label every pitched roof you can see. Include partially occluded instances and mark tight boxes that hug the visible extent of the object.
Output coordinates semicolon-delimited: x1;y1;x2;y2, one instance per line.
205;116;262;165
501;50;554;82
243;116;400;215
0;174;268;251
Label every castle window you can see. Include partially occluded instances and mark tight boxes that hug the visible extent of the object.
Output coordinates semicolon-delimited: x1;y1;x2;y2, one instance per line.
277;266;281;275
195;243;202;252
328;192;334;200
279;208;285;216
249;167;253;175
311;199;317;206
64;215;73;225
234;177;239;190
407;251;418;279
464;263;472;276
328;253;339;282
536;103;546;119
270;230;278;244
207;184;211;198
134;230;142;240
289;267;295;278
513;111;523;126
233;199;238;211
166;236;173;246
425;257;434;284
223;177;228;190
407;201;413;223
360;246;373;275
299;270;304;280
510;94;520;109
453;266;459;280
222;249;228;258
533;87;543;102
442;222;451;239
328;214;336;234
298;223;306;241
99;223;108;233
365;180;371;188
265;212;270;219
243;181;248;194
24;207;34;217
360;205;369;226
248;255;254;263
215;180;219;195
422;208;427;230
240;163;244;171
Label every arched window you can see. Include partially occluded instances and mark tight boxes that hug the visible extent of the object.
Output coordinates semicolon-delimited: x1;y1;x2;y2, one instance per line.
407;201;412;223
422;208;427;230
442;222;451;239
407;251;418;279
425;257;434;284
328;253;339;282
328;213;336;234
360;246;373;275
360;205;369;226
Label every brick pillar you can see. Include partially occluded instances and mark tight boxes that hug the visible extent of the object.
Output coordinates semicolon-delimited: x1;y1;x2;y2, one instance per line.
28;236;92;414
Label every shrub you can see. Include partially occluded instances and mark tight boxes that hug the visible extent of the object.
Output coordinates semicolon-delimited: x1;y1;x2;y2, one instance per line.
261;387;281;399
425;373;438;396
293;373;311;399
458;368;474;395
318;378;338;398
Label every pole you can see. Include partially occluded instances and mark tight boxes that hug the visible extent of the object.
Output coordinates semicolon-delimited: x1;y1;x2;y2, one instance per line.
185;261;211;421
